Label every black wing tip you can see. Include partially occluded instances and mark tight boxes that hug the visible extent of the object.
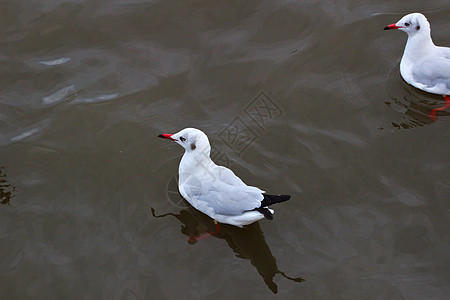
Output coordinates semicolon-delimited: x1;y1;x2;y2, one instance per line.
257;207;273;220
280;194;291;201
270;194;291;200
261;194;291;207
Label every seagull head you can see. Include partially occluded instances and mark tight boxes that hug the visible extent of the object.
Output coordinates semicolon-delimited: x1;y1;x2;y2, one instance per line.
384;13;430;36
158;128;211;155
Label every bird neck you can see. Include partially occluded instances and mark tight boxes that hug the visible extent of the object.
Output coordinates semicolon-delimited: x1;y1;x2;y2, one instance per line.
403;30;435;60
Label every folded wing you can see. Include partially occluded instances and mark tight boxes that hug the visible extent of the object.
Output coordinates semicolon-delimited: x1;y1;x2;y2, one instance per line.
181;165;264;216
412;56;450;94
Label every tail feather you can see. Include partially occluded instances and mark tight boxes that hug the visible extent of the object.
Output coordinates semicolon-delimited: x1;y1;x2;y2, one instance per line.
260;194;291;207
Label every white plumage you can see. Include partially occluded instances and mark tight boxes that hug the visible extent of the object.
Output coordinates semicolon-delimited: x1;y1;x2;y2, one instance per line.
158;128;290;227
385;13;450;96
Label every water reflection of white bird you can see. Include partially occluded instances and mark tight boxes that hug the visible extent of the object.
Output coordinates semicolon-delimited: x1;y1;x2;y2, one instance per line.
151;205;304;294
384;13;450;120
158;128;291;227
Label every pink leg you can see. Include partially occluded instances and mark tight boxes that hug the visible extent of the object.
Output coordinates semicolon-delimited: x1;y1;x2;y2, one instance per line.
186;221;221;243
430;95;450;121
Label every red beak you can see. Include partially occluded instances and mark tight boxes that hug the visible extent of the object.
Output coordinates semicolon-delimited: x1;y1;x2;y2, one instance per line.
384;23;401;30
158;134;176;141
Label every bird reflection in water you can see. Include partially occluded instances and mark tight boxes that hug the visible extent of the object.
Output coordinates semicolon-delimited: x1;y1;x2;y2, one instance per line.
0;167;16;206
385;95;448;130
151;202;304;294
384;69;448;129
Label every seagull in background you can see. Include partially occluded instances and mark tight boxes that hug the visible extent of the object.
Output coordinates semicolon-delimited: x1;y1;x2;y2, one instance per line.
384;13;450;120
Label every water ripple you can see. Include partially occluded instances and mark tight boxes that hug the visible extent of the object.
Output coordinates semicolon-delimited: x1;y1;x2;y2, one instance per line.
42;85;76;105
38;57;71;66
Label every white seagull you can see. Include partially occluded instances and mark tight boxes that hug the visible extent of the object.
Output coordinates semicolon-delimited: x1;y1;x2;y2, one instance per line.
158;128;291;227
384;13;450;119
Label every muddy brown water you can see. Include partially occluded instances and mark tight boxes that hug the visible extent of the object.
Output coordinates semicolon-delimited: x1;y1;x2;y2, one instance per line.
1;1;449;299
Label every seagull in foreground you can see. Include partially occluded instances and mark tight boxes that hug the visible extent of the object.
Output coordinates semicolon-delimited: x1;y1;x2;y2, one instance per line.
158;128;291;227
384;13;450;120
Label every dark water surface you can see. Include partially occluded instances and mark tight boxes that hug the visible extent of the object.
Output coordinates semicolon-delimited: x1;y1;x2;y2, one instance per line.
1;1;449;299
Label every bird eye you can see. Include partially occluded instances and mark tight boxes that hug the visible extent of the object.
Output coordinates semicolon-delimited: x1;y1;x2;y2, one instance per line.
405;22;410;27
180;137;186;142
416;25;420;30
